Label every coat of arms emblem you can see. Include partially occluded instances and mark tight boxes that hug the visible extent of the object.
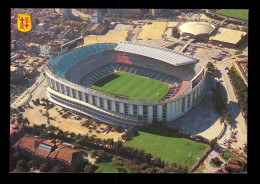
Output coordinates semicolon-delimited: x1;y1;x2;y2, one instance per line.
17;14;32;33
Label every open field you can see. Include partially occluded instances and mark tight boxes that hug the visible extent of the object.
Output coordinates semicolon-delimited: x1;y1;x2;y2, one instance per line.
88;71;170;102
220;151;241;162
94;157;130;173
83;30;128;45
124;131;210;171
137;22;167;40
216;9;248;20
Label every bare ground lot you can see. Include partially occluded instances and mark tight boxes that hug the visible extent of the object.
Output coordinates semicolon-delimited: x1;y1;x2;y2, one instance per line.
83;30;128;45
22;103;124;141
137;22;167;40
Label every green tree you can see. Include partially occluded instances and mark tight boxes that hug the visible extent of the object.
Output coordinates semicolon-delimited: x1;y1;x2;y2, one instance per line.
69;132;76;139
84;164;94;173
224;113;232;124
172;26;180;38
40;163;49;173
17;159;27;169
51;165;64;173
27;160;34;168
209;138;218;149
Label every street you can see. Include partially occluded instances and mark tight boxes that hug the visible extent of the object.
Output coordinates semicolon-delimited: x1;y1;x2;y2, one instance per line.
215;57;247;152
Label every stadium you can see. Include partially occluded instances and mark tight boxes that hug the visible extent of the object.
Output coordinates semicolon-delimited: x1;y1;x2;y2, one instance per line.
45;41;206;127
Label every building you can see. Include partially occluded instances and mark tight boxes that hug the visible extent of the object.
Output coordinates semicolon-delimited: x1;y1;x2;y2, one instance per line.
87;23;107;35
26;43;40;55
225;158;245;173
45;42;206;127
179;22;215;40
60;9;72;20
10;124;25;146
35;23;48;32
107;9;141;15
40;45;52;56
209;28;247;48
150;9;162;16
91;10;102;24
12;135;85;172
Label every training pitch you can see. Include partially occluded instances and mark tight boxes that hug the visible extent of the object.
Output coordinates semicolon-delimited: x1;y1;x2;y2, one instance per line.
124;131;210;171
89;71;170;102
216;9;248;20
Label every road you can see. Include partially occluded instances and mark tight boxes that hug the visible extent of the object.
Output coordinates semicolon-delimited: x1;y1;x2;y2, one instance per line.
203;149;226;173
215;57;247;152
11;71;46;108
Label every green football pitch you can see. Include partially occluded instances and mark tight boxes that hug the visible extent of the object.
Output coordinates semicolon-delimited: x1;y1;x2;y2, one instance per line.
124;131;210;172
216;9;248;20
89;71;170;102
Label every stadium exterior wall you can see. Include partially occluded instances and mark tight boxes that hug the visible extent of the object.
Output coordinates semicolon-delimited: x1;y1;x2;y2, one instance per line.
45;63;206;127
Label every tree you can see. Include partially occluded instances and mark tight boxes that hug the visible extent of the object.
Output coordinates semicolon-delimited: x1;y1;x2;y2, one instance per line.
12;166;27;173
45;110;50;118
69;132;76;139
40;132;49;139
51;165;64;173
171;26;180;38
32;158;40;168
12;151;21;163
114;125;122;132
40;163;50;173
17;159;27;169
84;164;94;173
209;138;218;149
224;113;232;124
27;160;34;168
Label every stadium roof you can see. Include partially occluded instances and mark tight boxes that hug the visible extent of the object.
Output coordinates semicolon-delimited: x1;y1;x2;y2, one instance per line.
179;22;215;36
209;28;247;45
114;42;199;66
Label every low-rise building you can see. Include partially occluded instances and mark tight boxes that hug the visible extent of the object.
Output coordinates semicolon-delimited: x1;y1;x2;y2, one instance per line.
26;43;40;55
12;135;85;172
209;28;247;48
35;22;48;32
10;124;25;146
225;158;245;173
87;23;107;35
40;45;52;56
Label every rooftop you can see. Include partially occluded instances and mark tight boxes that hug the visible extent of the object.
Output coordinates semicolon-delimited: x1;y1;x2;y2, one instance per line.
13;135;83;164
209;28;247;44
115;41;198;66
179;21;215;36
10;124;23;135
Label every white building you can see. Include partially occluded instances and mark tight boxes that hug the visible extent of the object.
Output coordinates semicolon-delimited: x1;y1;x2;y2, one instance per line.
40;45;52;56
91;11;102;24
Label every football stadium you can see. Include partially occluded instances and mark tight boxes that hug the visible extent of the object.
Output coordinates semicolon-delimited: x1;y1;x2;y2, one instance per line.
45;40;206;127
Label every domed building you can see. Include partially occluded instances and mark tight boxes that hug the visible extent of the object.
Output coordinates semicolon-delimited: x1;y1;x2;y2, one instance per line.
179;21;215;40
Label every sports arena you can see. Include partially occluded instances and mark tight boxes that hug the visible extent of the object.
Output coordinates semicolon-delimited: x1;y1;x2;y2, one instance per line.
45;41;206;127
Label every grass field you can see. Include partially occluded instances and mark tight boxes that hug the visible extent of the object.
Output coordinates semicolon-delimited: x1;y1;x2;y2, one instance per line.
216;9;248;20
94;157;130;173
124;131;210;172
90;71;170;102
220;151;241;162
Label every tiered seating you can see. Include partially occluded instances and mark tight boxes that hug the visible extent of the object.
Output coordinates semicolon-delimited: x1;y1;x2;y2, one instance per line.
47;43;117;78
65;50;118;84
171;81;191;98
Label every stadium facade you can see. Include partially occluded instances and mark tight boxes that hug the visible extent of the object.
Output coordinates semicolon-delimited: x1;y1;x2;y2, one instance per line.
45;41;206;127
